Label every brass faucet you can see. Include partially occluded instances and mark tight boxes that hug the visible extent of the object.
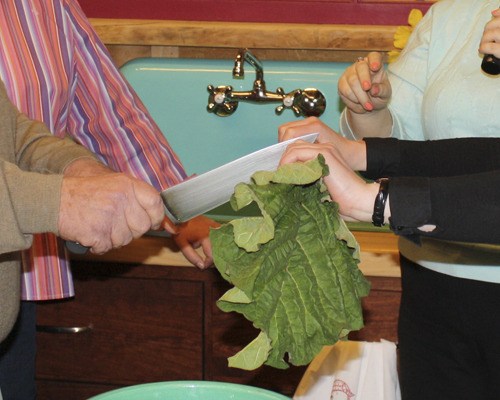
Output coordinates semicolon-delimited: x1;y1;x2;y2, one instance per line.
207;49;326;117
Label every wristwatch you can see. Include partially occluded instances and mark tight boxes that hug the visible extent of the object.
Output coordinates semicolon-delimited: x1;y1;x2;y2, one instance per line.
372;178;389;227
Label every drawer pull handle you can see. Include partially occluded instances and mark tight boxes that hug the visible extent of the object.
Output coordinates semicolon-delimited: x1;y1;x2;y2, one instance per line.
36;324;93;334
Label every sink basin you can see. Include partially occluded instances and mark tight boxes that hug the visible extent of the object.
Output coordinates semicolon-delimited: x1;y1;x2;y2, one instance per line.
120;57;351;222
121;57;348;176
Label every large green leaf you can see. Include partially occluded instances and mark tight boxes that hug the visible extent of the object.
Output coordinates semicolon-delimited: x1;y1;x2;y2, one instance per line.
210;156;370;370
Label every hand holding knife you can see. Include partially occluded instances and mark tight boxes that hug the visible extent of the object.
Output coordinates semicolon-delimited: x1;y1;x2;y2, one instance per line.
67;133;319;253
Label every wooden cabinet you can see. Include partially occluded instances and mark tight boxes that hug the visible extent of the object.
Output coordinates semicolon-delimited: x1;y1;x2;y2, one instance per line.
36;263;205;399
204;280;308;396
349;276;401;343
36;260;401;399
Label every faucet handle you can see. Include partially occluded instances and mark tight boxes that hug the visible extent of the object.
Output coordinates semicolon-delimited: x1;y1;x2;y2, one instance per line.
276;89;326;117
275;91;298;116
207;84;239;117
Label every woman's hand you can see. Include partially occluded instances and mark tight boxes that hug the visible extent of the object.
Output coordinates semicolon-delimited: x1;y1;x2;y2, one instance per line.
337;52;393;138
279;116;338;144
279;141;377;223
278;117;367;171
480;8;500;58
337;52;391;114
163;215;220;269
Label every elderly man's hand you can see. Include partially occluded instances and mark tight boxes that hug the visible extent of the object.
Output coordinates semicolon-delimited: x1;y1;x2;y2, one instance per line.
58;172;164;254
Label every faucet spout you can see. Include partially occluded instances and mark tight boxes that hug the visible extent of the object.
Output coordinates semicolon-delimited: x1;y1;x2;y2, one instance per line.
233;49;264;82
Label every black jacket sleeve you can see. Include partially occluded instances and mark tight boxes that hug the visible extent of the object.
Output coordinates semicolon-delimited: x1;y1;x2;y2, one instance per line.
363;137;500;178
362;138;500;245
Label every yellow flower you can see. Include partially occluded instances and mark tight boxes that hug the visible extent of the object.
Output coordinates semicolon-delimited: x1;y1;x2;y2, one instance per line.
388;9;424;63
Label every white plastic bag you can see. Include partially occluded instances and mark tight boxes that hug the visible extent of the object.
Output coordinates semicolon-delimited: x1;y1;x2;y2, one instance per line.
294;340;400;400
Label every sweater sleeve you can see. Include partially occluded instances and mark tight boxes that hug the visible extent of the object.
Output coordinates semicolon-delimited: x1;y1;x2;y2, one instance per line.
364;137;500;179
0;81;99;254
0;162;63;254
16;112;97;174
389;171;500;245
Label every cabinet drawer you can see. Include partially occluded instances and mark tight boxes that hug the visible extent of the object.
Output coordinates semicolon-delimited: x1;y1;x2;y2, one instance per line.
36;264;204;386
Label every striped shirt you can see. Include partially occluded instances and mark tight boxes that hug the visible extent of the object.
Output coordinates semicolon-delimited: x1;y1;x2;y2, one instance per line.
0;0;187;300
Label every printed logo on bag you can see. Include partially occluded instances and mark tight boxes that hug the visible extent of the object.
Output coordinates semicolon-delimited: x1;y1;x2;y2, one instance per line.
330;379;355;400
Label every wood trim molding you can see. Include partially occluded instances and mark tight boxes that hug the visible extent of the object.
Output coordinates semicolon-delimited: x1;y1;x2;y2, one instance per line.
90;18;397;52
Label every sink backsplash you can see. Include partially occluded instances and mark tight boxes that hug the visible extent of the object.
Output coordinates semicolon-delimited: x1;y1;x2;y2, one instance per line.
121;58;348;176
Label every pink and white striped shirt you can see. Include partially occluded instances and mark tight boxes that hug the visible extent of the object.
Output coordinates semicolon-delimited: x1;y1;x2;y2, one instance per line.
0;0;187;300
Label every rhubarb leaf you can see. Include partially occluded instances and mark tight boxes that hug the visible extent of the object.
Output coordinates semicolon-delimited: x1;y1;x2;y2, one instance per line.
210;156;370;370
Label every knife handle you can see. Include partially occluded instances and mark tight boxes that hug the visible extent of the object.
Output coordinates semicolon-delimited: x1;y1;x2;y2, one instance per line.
65;241;89;255
65;230;173;254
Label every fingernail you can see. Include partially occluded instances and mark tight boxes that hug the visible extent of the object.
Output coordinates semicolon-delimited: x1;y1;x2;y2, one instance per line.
362;81;371;90
197;261;205;269
370;62;380;70
364;102;373;111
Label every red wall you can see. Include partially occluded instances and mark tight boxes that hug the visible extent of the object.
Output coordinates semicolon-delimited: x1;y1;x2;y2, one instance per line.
79;0;432;25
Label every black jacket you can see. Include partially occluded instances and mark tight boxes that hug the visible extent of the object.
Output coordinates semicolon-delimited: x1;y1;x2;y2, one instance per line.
363;138;500;245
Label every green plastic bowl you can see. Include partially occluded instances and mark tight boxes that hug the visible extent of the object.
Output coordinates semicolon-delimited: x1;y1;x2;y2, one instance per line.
88;381;292;400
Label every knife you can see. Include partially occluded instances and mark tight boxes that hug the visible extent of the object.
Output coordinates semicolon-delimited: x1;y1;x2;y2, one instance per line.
162;132;319;223
66;132;318;253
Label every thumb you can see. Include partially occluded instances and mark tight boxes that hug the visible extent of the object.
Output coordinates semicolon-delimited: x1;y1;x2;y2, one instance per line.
370;81;392;101
132;180;164;229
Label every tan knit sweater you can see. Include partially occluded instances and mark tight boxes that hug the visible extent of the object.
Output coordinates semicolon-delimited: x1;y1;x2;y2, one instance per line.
0;80;95;341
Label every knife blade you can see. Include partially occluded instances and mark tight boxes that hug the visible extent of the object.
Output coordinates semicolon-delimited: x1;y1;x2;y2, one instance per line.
66;133;318;253
162;132;319;223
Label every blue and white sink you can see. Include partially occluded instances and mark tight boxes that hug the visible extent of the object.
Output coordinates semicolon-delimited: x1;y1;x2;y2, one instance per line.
121;57;348;176
121;57;350;221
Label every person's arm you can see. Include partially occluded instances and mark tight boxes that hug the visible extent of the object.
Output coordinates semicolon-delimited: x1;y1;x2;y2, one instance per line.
15;112;97;174
362;137;500;244
2;82;164;256
338;5;435;141
63;1;217;267
64;1;187;188
363;137;500;179
0;159;165;256
0;161;63;254
280;139;500;245
1;84;92;253
388;170;500;244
